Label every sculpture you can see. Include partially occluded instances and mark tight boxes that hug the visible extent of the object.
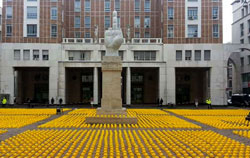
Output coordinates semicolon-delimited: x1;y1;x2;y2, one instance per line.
126;25;131;43
104;11;123;56
94;25;99;43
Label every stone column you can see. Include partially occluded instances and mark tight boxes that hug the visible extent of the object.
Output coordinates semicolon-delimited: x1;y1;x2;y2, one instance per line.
159;66;167;104
210;67;227;105
49;66;58;104
126;67;131;105
93;67;98;105
97;56;126;115
58;63;66;104
166;67;176;104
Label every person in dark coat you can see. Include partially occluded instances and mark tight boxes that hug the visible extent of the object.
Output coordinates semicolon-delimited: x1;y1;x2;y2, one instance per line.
51;98;55;105
59;98;63;105
160;98;163;107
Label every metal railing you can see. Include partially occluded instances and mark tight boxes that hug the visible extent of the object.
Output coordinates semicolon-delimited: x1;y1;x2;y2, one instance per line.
63;38;162;44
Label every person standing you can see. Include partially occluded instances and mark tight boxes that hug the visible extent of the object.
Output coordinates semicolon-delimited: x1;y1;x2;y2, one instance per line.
160;98;163;107
2;97;7;107
195;99;198;109
206;99;212;109
59;98;63;105
51;97;55;105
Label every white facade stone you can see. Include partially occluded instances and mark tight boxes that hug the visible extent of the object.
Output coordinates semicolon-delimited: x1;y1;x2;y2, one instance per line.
0;41;243;105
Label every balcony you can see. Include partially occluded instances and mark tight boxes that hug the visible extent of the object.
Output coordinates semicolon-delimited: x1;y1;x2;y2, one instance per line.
132;38;162;44
63;38;93;44
63;38;162;44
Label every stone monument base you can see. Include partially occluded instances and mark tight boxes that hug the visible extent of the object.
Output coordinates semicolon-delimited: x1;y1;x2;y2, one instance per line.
96;107;127;115
85;116;138;124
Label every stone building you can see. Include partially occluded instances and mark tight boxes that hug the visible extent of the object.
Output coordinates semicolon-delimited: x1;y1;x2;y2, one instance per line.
0;0;245;105
231;0;250;95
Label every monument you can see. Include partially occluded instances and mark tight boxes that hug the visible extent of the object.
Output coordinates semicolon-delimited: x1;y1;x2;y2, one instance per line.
85;11;137;124
97;10;125;115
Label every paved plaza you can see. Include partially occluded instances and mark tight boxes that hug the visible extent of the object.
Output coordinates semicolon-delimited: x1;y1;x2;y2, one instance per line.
0;108;250;158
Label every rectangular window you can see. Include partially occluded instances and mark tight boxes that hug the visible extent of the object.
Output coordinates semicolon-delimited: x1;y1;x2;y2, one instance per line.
75;0;81;12
75;32;81;38
6;6;12;19
168;7;174;20
75;16;80;28
42;50;49;60
144;16;150;28
195;50;201;61
248;55;250;64
188;25;198;38
212;7;219;20
176;50;182;61
185;50;192;61
51;24;57;37
135;0;140;12
33;50;39;60
145;32;150;38
240;39;244;44
105;16;110;28
27;24;37;37
135;32;140;38
135;16;140;28
144;0;150;12
51;7;57;20
188;7;198;20
167;25;174;38
241;57;244;66
6;24;12;36
84;16;91;28
27;6;37;19
242;8;244;17
213;24;219;38
85;32;91;38
0;15;2;25
23;50;30;60
134;51;156;61
248;20;250;33
105;0;110;12
248;36;250;44
240;23;244;37
85;0;91;12
115;0;120;11
204;50;211;61
245;5;248;15
14;50;21;60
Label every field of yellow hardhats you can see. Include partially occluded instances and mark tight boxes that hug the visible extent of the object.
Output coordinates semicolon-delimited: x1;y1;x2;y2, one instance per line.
39;109;201;129
167;109;250;129
0;130;7;135
0;129;250;158
1;108;250;157
0;108;71;128
233;130;250;139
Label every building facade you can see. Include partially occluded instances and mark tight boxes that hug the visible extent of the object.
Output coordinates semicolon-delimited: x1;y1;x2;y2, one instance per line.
0;0;238;105
232;0;250;95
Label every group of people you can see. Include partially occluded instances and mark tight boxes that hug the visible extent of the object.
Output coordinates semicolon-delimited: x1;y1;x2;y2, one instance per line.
50;98;63;105
157;98;164;107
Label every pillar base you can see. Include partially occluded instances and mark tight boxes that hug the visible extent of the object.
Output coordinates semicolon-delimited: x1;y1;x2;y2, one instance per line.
96;107;127;115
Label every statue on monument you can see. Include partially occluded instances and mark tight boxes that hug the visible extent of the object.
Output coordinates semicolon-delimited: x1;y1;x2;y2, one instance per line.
94;25;99;43
126;25;131;43
104;11;123;56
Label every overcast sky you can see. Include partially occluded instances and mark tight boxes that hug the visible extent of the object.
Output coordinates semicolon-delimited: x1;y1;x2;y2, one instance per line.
0;0;233;43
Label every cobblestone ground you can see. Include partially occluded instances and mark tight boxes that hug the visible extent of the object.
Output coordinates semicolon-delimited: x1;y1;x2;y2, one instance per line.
0;108;249;158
